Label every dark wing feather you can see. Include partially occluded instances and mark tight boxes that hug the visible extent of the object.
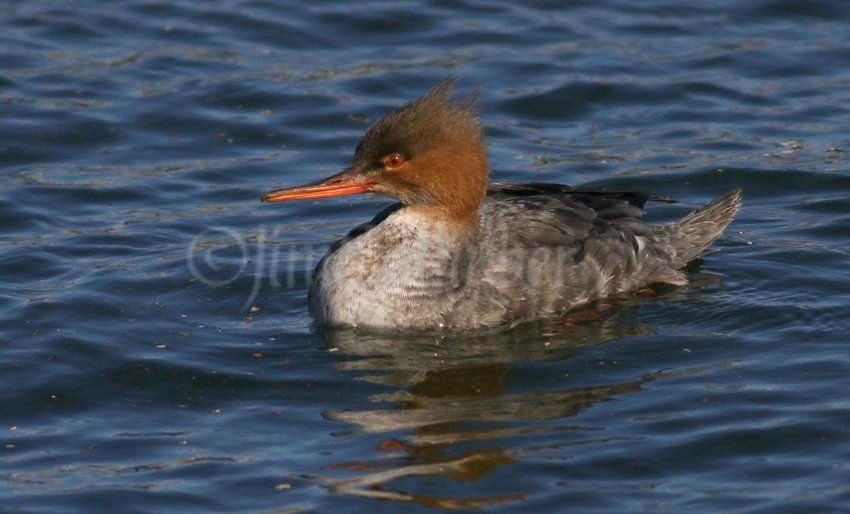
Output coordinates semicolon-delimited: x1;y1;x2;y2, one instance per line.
487;182;676;210
482;185;664;250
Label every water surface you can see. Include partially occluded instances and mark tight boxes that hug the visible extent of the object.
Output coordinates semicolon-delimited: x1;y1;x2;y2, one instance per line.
2;1;849;512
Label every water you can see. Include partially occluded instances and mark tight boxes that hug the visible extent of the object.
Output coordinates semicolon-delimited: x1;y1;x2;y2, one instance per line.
2;1;849;512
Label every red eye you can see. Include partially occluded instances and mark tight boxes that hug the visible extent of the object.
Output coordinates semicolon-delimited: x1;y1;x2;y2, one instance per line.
384;154;405;169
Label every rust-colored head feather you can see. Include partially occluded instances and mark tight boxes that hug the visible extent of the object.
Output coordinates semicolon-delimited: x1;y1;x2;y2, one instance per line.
350;79;490;222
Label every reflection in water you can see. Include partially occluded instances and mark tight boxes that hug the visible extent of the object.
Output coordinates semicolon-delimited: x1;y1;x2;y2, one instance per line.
317;274;724;508
317;307;650;508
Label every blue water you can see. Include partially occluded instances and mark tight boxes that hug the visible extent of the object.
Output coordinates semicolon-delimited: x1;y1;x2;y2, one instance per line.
2;1;849;512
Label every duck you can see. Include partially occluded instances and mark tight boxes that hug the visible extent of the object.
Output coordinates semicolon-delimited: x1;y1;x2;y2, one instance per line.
262;79;742;330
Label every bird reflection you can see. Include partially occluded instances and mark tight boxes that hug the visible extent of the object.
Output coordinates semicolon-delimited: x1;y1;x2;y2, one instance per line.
316;272;723;508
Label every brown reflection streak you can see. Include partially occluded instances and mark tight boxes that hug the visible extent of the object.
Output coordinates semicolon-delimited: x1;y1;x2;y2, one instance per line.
324;451;524;509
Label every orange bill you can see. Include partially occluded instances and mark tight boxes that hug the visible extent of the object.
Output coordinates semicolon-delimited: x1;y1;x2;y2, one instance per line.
262;169;376;202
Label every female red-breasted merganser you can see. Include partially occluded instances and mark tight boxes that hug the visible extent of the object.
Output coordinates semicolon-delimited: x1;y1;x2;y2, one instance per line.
262;79;742;330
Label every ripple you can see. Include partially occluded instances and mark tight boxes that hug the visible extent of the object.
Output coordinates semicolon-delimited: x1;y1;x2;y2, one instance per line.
2;1;849;512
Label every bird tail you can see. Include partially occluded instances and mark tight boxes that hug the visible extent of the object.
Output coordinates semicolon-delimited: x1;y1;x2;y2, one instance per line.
654;188;743;268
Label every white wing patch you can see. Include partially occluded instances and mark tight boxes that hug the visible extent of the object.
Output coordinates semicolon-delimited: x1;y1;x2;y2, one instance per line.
635;235;648;254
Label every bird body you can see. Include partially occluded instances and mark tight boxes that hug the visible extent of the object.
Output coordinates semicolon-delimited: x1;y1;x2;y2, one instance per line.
263;80;741;330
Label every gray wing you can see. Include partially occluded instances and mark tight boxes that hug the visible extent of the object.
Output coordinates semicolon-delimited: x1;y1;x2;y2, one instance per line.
475;192;685;323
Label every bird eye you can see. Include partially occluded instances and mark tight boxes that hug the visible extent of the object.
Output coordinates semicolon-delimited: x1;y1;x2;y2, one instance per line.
384;154;405;169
